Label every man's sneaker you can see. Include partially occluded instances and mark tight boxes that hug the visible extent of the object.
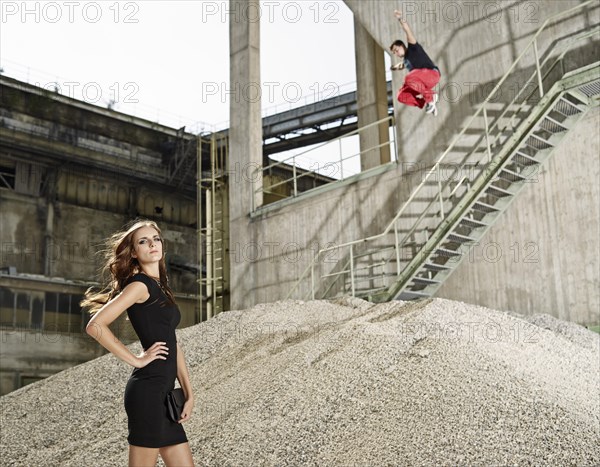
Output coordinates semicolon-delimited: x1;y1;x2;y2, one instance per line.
425;93;439;116
425;102;438;116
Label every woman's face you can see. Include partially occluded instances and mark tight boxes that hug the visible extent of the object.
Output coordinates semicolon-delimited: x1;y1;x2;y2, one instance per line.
131;226;163;265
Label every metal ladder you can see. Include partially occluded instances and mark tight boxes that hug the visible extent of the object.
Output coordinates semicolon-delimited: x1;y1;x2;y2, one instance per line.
286;1;599;303
199;133;230;319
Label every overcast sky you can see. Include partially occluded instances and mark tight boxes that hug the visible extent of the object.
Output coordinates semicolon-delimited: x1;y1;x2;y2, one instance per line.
0;0;365;131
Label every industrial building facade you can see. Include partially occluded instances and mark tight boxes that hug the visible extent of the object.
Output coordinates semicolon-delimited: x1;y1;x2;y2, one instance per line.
0;76;201;395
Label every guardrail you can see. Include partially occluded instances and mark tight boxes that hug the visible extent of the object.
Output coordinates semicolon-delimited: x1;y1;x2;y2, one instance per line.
252;114;397;208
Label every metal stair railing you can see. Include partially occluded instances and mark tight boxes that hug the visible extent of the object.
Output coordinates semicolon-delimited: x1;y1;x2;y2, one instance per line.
315;60;597;301
360;42;600;302
390;72;599;301
168;127;196;186
285;0;599;302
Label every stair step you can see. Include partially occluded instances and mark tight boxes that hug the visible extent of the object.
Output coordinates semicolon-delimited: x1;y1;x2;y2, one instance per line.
525;133;554;150
555;96;585;117
435;247;461;257
512;150;540;166
486;184;514;197
399;290;431;300
459;217;489;228
472;200;500;213
500;167;529;182
540;115;570;133
576;81;600;99
447;232;477;243
423;262;451;271
412;277;442;285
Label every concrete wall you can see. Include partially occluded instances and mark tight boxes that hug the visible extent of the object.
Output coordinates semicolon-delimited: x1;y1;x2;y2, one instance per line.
228;0;599;325
0;188;198;292
240;164;411;304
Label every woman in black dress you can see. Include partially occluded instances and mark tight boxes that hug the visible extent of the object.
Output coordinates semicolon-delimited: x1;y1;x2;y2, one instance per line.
83;220;195;466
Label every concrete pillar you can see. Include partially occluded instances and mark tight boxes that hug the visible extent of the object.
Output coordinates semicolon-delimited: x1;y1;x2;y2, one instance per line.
228;0;262;309
354;18;391;171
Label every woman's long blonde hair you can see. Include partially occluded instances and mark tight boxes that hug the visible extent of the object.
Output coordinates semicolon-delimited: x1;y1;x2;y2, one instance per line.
81;219;175;314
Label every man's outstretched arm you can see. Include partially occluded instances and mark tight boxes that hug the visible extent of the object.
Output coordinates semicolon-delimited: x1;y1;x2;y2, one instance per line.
394;10;417;44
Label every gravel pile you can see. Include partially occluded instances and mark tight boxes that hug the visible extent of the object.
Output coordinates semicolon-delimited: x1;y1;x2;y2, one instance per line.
1;297;598;466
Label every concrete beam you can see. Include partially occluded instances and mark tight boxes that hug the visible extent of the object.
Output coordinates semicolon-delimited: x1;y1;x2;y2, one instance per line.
228;0;262;309
354;18;391;171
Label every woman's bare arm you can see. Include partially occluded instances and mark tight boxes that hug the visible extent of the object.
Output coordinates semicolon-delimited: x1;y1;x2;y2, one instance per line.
176;342;195;423
85;282;168;368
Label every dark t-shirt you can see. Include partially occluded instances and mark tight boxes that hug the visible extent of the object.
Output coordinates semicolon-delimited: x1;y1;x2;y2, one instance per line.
405;42;438;73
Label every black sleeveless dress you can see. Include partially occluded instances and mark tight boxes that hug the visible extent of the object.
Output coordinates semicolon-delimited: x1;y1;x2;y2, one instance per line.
123;273;188;448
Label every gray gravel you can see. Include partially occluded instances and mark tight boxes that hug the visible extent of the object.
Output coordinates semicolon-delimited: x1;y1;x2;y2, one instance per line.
1;297;598;466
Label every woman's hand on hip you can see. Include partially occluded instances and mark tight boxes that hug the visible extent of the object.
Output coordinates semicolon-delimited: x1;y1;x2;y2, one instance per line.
134;341;169;368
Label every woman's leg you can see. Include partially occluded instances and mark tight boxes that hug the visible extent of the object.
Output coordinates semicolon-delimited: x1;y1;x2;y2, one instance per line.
129;445;160;467
159;441;194;467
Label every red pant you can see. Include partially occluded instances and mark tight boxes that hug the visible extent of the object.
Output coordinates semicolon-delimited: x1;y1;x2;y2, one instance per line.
397;68;440;109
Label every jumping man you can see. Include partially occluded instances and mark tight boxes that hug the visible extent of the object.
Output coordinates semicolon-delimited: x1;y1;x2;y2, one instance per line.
390;9;441;116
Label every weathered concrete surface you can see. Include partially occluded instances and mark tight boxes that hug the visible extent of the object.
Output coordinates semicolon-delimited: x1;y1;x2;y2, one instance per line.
228;0;263;310
354;18;391;170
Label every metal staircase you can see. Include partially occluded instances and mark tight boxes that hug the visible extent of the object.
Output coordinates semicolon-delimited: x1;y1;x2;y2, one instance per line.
167;127;197;188
286;1;599;303
390;71;599;302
